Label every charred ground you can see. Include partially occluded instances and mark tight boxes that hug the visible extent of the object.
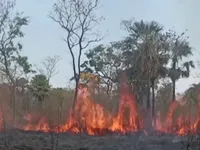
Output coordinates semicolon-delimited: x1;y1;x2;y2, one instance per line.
0;130;197;150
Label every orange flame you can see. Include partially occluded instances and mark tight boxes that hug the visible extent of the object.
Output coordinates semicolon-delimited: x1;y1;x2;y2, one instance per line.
1;75;200;136
22;73;143;135
153;100;200;136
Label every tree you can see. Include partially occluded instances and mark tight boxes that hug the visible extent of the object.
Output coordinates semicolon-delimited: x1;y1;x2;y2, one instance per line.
30;74;50;102
119;20;169;116
37;55;61;83
0;0;33;84
81;44;122;95
167;31;195;101
0;0;34;126
184;82;200;105
49;0;103;110
156;80;173;118
147;34;169;118
113;38;149;105
80;72;100;95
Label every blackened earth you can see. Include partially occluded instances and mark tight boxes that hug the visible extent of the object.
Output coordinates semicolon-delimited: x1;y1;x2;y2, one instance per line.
0;130;199;150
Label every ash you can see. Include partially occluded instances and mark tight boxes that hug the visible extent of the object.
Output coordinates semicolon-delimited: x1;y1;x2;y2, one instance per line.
0;130;199;150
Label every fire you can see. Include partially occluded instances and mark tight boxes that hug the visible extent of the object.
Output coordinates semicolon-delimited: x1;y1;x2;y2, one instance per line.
23;114;50;132
0;74;200;136
110;75;142;133
153;100;200;136
21;73;143;135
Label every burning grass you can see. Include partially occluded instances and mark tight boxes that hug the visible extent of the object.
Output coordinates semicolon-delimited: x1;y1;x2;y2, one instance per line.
0;79;200;136
21;79;143;135
154;100;200;136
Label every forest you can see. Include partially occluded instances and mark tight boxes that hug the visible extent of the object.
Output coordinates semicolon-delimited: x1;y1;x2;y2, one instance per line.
0;0;199;149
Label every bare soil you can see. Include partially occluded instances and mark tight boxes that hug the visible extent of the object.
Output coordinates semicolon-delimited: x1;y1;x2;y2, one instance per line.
0;130;199;150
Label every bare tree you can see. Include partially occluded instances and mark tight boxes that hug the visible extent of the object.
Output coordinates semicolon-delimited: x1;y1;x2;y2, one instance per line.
49;0;103;110
38;55;61;83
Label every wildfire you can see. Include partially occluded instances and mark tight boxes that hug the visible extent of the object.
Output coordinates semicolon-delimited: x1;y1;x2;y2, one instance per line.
0;77;200;136
22;75;143;135
23;114;50;132
153;100;200;136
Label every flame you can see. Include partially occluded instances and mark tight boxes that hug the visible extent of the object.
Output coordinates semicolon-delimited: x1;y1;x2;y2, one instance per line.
153;100;200;136
1;75;200;136
23;114;50;132
110;75;143;133
22;73;143;135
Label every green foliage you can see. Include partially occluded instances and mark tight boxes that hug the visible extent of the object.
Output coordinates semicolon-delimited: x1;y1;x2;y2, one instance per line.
119;19;169;79
81;19;195;109
82;44;122;83
167;30;194;81
184;83;200;104
115;20;170;106
30;74;51;102
0;0;33;82
164;30;195;101
15;56;35;74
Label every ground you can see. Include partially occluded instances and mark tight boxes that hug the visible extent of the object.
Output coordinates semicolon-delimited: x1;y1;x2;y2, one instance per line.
0;130;199;150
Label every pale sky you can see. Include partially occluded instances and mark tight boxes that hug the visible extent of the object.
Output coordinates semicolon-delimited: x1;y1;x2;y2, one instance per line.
15;0;200;93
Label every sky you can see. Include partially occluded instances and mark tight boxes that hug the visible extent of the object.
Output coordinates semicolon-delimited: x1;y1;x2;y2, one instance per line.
15;0;200;93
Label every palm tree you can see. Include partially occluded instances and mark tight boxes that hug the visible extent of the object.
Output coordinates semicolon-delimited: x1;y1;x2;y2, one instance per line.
168;32;195;101
150;59;168;117
147;33;170;118
121;20;168;117
30;74;51;102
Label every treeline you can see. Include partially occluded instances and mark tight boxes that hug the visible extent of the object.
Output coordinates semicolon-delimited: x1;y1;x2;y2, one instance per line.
80;20;196;117
0;0;198;124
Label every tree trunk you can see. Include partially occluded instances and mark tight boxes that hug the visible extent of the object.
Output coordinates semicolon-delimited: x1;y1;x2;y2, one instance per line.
144;78;153;132
44;99;47;116
147;78;151;110
138;86;143;106
9;86;12;107
172;61;176;102
11;85;16;128
172;80;176;101
151;79;155;118
72;80;79;111
106;83;110;96
27;90;30;113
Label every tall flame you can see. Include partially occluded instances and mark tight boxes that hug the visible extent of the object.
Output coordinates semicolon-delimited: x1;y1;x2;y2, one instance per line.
22;73;143;135
0;75;200;136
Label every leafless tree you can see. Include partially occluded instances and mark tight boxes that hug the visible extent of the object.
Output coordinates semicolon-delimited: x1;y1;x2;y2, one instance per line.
49;0;104;110
38;55;61;83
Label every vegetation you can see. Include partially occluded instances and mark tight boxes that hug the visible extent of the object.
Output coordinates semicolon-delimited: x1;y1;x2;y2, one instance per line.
0;1;199;150
0;0;199;147
0;0;197;125
49;0;104;110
